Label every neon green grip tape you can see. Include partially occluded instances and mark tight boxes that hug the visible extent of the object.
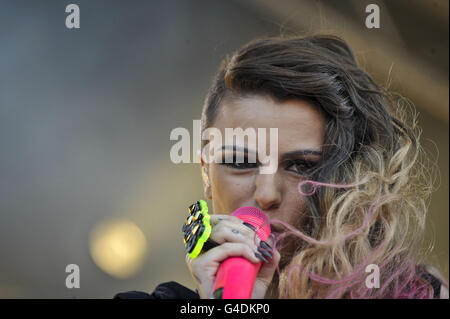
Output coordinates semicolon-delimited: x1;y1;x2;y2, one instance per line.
182;200;212;259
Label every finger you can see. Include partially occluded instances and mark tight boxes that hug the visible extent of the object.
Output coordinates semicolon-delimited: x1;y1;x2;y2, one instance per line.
259;232;277;253
254;233;280;270
199;242;261;265
186;242;264;299
210;221;260;248
210;214;247;227
209;214;229;226
210;214;263;241
255;247;281;285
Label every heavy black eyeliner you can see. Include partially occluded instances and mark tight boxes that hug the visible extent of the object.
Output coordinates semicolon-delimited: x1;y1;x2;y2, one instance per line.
220;153;258;169
284;159;318;174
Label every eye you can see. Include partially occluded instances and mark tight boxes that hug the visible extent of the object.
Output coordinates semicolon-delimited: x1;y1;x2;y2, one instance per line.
226;161;258;169
285;159;317;175
221;153;258;170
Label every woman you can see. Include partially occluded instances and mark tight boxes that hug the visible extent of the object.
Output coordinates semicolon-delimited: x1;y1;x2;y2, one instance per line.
115;34;448;299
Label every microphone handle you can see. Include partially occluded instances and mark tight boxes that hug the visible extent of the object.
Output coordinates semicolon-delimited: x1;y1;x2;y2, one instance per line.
211;256;262;299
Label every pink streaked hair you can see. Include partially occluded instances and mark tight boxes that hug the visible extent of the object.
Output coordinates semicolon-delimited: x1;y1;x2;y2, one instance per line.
268;177;448;299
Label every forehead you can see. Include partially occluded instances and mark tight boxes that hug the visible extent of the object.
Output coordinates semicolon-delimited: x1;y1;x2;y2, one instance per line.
213;95;326;151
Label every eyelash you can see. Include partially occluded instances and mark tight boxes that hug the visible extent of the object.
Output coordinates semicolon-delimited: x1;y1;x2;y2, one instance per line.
221;156;317;175
221;155;258;170
284;159;317;174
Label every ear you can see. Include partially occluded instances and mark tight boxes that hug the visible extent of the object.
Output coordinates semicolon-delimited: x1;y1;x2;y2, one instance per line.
200;155;212;200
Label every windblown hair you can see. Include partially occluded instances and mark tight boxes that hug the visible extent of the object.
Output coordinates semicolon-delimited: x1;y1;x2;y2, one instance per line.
200;34;446;298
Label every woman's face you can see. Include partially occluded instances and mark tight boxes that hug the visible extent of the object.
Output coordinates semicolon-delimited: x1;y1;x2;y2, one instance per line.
201;94;326;236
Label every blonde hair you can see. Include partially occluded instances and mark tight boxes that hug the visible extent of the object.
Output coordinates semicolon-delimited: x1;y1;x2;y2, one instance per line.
274;94;444;298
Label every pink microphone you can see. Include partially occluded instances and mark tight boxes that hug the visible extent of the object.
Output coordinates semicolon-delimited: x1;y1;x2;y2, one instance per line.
211;206;271;299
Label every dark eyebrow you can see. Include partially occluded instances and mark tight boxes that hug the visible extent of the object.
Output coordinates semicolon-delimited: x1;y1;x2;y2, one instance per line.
217;145;257;155
219;145;321;158
281;149;322;160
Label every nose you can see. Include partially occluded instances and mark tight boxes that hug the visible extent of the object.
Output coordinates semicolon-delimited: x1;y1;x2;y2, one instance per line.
253;172;282;212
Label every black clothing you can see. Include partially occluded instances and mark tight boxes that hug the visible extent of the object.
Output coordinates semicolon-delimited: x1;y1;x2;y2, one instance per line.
113;281;200;299
114;270;442;299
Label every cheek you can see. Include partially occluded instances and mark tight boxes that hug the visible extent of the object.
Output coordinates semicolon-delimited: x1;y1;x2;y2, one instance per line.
209;165;255;213
285;196;308;227
279;178;309;226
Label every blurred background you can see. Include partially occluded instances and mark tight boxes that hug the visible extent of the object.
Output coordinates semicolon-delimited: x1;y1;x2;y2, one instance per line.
0;0;447;298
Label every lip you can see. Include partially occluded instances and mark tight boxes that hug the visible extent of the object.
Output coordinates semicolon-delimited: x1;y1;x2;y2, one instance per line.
270;222;282;231
269;224;283;237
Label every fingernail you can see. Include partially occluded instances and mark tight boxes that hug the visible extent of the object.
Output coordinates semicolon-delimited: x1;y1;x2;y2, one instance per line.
260;241;272;251
254;252;268;263
243;222;256;232
257;246;272;260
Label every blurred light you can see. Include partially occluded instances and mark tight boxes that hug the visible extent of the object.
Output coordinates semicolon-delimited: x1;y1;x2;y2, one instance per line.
89;218;147;279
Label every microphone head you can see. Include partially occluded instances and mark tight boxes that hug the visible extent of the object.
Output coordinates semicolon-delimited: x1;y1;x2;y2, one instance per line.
231;207;271;241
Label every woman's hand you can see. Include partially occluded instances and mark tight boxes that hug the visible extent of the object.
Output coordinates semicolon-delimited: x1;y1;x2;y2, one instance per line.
185;214;280;299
